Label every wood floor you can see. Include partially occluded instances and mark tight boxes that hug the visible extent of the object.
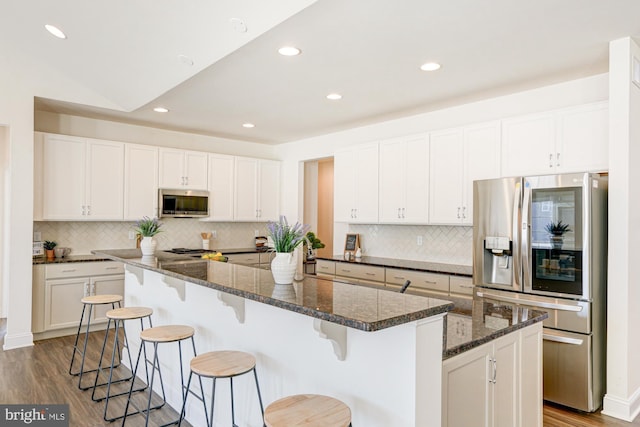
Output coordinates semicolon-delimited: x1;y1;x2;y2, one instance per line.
0;319;638;426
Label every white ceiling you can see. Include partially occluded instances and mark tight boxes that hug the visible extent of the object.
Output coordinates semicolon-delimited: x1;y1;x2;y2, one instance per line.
9;0;640;144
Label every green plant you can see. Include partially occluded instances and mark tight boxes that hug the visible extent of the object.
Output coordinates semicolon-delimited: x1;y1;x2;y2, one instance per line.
304;231;325;250
134;216;163;237
266;216;309;253
43;240;57;250
545;220;571;236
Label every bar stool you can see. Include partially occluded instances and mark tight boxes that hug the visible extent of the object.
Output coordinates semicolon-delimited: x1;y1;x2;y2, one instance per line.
68;294;123;390
91;306;154;422
178;350;264;427
121;325;197;426
264;394;352;427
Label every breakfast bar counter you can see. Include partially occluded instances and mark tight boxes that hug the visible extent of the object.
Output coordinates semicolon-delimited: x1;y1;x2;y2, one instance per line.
92;249;454;427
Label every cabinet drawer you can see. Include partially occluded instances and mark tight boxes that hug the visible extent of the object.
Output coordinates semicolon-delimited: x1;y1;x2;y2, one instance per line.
225;253;260;265
450;276;474;296
45;261;124;279
335;263;385;283
387;268;449;292
316;260;336;275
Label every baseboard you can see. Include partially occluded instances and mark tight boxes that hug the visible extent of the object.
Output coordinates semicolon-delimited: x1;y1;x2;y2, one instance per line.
3;332;34;350
602;387;640;422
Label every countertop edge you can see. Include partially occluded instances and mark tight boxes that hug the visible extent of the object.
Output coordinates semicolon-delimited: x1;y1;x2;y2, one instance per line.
317;255;473;277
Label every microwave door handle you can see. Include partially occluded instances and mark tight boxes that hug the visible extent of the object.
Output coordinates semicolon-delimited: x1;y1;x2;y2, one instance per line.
522;182;531;292
513;181;522;290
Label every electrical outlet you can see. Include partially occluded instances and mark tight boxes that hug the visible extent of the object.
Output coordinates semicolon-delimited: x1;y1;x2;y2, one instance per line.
254;229;259;237
128;231;136;240
417;236;423;246
211;230;217;239
33;231;42;241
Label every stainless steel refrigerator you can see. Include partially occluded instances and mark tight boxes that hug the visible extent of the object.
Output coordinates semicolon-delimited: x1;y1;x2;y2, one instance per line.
472;172;607;412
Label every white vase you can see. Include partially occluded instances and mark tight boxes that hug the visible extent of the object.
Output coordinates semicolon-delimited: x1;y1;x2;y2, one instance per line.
140;236;157;257
271;252;297;285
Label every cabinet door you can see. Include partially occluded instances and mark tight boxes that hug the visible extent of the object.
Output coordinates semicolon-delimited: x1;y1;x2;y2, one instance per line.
158;148;186;188
462;121;501;225
556;102;608;173
378;139;406;223
32;265;46;333
124;143;159;220
520;324;543;427
86;140;124;220
501;113;556;177
403;136;430;223
493;332;519;427
333;149;356;222
234;157;259;221
184;150;208;189
207;154;235;221
91;274;125;323
42;134;86;220
442;345;491;427
45;277;89;330
258;160;280;221
429;129;464;224
353;143;379;223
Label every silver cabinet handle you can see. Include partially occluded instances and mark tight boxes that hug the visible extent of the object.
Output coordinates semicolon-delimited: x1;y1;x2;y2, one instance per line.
556;152;560;167
185;176;189;185
90;283;95;295
394;276;405;280
86;205;91;215
81;205;86;216
457;207;460;219
424;280;437;284
402;207;405;218
543;333;583;345
549;153;553;168
492;358;497;384
105;266;118;270
462;206;466;219
397;208;401;218
62;269;76;273
365;272;376;276
342;269;351;273
84;282;89;297
458;284;474;289
354;208;357;218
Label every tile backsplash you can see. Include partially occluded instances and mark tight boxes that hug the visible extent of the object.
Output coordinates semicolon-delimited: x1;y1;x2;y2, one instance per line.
349;224;473;266
33;219;270;255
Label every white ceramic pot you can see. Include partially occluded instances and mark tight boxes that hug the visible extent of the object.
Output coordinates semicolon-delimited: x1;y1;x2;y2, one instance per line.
140;236;157;257
271;252;297;285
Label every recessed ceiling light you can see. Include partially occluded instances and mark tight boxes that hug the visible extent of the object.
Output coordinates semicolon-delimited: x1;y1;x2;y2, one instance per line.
420;62;441;71
278;46;301;56
153;107;169;113
242;123;255;128
45;24;66;39
178;54;194;66
326;93;342;101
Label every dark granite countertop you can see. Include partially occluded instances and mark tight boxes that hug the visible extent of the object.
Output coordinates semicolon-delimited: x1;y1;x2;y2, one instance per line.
92;249;454;332
33;254;113;265
317;255;472;276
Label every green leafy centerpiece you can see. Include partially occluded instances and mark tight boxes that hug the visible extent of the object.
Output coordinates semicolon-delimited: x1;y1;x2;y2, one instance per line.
267;216;309;285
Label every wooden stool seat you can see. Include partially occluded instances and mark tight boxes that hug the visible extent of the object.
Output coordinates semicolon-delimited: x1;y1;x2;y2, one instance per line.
140;325;195;343
264;394;352;427
106;306;153;320
190;350;256;378
80;294;123;305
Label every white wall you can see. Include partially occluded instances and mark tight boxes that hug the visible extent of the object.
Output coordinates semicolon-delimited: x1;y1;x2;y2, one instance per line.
602;37;640;421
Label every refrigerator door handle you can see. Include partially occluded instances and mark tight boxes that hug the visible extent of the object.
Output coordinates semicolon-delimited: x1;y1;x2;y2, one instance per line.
476;290;583;312
543;333;584;346
512;181;522;289
522;182;531;292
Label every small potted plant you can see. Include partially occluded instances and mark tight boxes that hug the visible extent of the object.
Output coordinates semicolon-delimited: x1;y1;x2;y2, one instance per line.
303;231;325;260
545;220;571;249
133;217;163;256
267;216;309;284
43;240;57;259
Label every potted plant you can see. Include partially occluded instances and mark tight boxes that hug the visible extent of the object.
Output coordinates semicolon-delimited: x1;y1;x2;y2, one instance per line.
133;216;163;256
43;240;57;259
303;231;325;260
267;216;309;284
545;220;571;249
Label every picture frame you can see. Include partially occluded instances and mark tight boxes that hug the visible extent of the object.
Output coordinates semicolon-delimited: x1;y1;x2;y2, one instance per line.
344;233;360;259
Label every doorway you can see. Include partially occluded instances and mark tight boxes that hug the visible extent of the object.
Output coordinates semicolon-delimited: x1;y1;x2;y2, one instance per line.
303;157;334;258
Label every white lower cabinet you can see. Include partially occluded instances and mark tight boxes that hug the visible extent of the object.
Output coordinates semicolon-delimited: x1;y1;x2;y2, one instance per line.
442;322;542;427
33;262;124;337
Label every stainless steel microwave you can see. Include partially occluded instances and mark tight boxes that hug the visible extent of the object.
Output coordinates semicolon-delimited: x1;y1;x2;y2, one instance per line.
159;189;209;218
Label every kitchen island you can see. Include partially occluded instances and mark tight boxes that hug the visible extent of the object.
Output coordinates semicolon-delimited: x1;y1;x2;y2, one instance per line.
93;249;453;427
92;249;546;427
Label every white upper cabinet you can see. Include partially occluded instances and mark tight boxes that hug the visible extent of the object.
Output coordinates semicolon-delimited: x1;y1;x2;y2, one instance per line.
234;157;280;222
334;143;379;223
379;135;429;224
502;102;608;177
205;153;235;221
42;134;124;220
158;147;208;190
124;143;158;220
429;121;501;225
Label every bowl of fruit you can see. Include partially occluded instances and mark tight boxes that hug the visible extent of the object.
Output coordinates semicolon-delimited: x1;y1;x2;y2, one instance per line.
201;252;228;262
